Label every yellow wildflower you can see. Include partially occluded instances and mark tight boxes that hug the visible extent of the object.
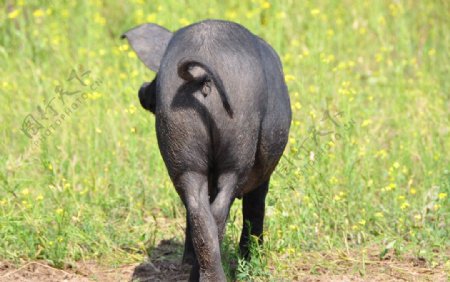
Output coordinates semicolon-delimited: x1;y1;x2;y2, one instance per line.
389;3;401;17
33;9;45;18
61;9;69;18
327;29;334;37
438;193;447;200
225;11;237;20
131;70;139;77
375;53;383;62
147;13;157;22
310;9;320;16
87;92;103;100
329;176;338;184
118;44;129;52
94;12;106;26
359;27;367;35
128;105;137;114
179;18;190;26
383;183;396;192
276;12;286;19
321;53;335;64
402;166;408;174
400;202;410;210
261;1;271;9
334;191;345;201
8;9;21;19
134;9;144;23
375;149;387;159
285;74;295;82
287;248;296;255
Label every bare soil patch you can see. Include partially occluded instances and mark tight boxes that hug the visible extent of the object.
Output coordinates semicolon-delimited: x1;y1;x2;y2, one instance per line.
0;240;447;281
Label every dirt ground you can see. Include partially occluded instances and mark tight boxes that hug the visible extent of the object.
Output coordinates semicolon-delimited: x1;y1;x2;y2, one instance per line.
0;240;447;282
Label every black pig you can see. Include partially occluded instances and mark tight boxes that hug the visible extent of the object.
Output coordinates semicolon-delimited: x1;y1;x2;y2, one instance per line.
122;19;291;281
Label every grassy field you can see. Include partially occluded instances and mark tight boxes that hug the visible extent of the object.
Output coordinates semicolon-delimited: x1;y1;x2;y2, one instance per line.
1;0;449;280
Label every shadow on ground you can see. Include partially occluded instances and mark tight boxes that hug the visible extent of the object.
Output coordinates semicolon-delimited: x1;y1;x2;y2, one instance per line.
132;239;191;282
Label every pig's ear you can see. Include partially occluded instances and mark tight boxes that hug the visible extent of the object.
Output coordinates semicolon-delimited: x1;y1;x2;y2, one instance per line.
121;23;172;72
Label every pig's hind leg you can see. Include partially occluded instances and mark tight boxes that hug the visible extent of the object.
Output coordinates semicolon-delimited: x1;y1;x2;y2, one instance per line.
238;180;269;259
177;171;226;282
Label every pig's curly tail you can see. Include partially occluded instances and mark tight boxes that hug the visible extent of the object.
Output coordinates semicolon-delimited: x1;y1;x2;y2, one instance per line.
177;58;234;118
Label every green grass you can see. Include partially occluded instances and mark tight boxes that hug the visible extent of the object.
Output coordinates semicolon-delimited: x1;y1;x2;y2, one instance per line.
0;0;449;280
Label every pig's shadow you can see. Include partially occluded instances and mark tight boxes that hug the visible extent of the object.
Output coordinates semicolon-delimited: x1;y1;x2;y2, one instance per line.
132;238;238;282
132;239;190;282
